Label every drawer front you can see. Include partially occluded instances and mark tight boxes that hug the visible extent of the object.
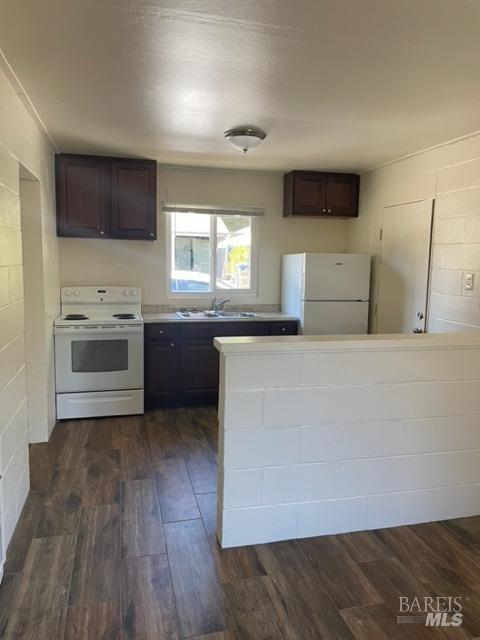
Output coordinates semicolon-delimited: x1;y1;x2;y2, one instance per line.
181;321;271;339
147;323;179;340
180;323;214;339
270;321;298;335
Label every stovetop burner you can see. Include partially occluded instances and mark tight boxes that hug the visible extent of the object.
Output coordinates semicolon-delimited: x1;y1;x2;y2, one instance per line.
64;314;89;320
113;313;137;320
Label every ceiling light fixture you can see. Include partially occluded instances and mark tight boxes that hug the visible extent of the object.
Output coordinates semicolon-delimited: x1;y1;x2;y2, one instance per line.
224;126;267;154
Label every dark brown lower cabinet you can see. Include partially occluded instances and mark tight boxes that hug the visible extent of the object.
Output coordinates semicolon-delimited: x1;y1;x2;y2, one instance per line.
145;320;298;408
269;321;299;335
145;336;179;406
180;340;219;404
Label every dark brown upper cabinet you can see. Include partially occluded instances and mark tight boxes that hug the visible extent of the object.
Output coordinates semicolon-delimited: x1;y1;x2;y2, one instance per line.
110;159;156;239
56;154;157;239
283;170;359;218
325;173;360;216
56;155;110;238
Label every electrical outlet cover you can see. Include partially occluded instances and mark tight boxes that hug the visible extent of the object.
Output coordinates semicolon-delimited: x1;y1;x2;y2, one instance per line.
464;272;474;291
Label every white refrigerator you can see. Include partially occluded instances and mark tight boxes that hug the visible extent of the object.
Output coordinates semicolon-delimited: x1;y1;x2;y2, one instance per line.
281;253;371;335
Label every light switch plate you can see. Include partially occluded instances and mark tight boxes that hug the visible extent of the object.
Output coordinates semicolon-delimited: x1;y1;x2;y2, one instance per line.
464;272;474;291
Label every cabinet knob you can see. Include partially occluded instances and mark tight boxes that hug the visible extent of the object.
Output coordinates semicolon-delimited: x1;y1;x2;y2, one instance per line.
322;208;326;213
170;342;175;347
159;330;164;334
100;230;105;235
282;327;286;332
149;232;154;237
327;209;332;213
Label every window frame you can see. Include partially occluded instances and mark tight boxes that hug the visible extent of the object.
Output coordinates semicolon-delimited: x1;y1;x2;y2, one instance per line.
166;211;259;299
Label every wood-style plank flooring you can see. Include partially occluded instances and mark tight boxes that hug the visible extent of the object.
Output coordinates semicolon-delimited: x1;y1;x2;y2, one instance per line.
2;407;480;639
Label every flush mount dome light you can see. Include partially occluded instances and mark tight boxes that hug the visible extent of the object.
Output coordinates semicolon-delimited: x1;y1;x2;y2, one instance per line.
224;126;267;154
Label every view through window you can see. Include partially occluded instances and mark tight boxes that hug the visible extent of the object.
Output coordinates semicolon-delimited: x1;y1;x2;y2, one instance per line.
170;211;254;293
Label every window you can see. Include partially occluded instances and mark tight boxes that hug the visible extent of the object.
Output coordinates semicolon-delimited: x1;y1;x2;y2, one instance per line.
166;206;260;295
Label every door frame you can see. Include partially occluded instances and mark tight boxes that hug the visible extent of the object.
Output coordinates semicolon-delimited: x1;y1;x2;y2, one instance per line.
424;200;435;333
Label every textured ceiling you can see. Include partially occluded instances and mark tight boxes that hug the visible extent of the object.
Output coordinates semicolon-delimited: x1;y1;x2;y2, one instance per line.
2;0;480;171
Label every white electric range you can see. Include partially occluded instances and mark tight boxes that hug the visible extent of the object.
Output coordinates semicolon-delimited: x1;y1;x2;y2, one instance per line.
54;286;144;419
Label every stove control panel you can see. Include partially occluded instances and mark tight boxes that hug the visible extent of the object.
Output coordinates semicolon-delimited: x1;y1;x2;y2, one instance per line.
61;286;141;304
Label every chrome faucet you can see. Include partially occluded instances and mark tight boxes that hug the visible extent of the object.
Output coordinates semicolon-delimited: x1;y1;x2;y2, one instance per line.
211;297;230;312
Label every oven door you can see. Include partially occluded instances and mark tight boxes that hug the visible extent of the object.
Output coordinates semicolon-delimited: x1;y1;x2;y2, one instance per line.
55;326;143;393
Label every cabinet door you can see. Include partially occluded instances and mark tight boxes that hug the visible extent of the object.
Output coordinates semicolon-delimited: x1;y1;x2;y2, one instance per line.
179;322;272;405
110;159;157;239
180;340;219;404
145;339;178;406
292;172;326;216
325;173;359;217
56;154;109;237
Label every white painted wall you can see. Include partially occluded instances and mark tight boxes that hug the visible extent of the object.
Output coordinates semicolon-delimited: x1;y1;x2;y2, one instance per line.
0;61;58;555
58;166;347;306
347;133;480;333
216;334;480;547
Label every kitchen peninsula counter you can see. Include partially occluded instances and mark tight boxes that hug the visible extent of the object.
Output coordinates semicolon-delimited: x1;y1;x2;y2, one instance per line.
214;332;480;548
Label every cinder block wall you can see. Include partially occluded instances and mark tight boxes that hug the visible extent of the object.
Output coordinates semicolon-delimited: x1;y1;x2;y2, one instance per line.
0;151;29;552
217;336;480;548
347;133;480;333
0;63;57;555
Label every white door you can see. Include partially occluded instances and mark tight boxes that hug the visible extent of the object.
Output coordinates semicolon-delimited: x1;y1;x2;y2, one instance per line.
304;253;371;301
302;301;369;335
376;200;433;334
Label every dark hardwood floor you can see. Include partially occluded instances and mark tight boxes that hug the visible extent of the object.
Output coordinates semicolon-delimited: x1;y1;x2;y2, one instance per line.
2;407;480;639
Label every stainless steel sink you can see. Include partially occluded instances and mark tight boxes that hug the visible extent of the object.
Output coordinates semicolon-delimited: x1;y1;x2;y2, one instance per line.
175;310;257;319
219;311;257;318
175;311;206;319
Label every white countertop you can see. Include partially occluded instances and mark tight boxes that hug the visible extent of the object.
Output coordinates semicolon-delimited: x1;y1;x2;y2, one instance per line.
214;332;480;354
143;311;298;323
